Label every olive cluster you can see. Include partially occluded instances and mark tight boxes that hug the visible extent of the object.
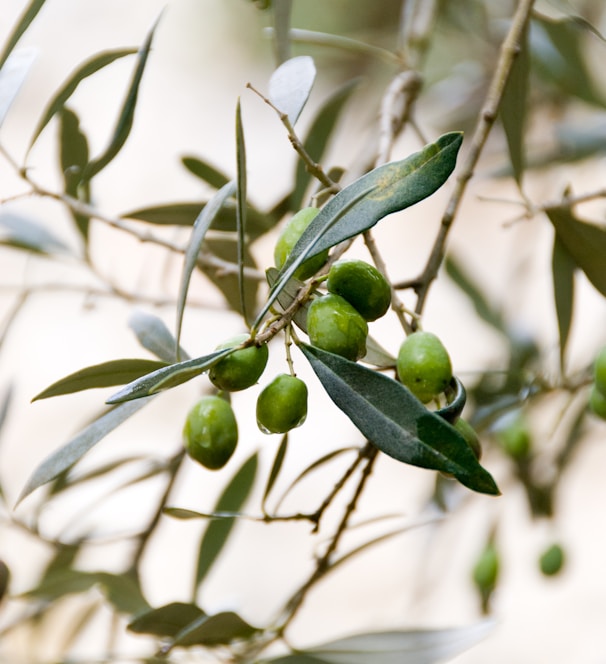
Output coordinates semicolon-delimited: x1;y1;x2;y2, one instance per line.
588;347;606;420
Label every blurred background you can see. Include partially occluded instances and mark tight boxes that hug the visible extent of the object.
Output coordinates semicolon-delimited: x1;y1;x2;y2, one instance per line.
2;1;606;662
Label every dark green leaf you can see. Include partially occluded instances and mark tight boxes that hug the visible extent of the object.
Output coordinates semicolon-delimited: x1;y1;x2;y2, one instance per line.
0;0;45;70
235;99;248;323
0;47;37;128
21;568;99;601
262;434;288;511
17;398;153;504
300;344;499;495
60;108;90;240
128;602;206;637
96;572;150;615
82;17;160;180
32;359;168;401
291;79;359;211
181;156;231;189
129;310;190;363
173;611;258;647
551;233;575;368
261;621;495;664
105;349;231;403
194;453;258;594
175;181;237;354
0;211;71;256
545;206;606;297
500;22;529;185
28;48;136;151
269;55;315;125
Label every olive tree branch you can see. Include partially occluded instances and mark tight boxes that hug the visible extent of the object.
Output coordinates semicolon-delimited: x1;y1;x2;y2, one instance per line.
413;0;536;318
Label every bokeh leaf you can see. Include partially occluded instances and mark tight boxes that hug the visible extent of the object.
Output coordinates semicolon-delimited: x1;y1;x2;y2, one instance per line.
300;344;499;495
551;233;575;368
128;602;206;637
181;155;231;189
0;47;37;128
268;55;316;125
172;611;258;647
32;359;168;401
17;398;153;504
262;434;288;511
235;98;248;322
545;206;606;296
0;210;71;255
0;0;45;70
129;310;190;363
272;0;293;64
194;453;258;594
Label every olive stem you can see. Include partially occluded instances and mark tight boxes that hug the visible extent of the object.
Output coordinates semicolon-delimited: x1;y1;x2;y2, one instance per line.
413;0;536;318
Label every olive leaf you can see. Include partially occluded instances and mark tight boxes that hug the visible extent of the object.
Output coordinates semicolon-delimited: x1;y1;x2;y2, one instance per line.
235;98;248;323
0;0;45;70
0;210;71;256
268;55;315;125
60;108;90;241
0;46;37;128
181;155;231;189
128;602;206;638
300;344;499;496
551;233;576;369
129;310;190;363
172;611;258;647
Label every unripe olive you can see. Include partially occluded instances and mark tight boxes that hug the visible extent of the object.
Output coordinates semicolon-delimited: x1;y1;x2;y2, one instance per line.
326;259;391;321
539;542;565;577
593;346;606;396
472;543;499;592
256;374;308;434
274;207;329;280
209;334;269;392
589;384;606;420
455;417;482;460
307;293;368;361
396;331;452;403
183;396;238;470
497;415;531;459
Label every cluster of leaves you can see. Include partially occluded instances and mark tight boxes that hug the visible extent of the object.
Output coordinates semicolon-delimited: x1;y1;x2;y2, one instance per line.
2;0;606;662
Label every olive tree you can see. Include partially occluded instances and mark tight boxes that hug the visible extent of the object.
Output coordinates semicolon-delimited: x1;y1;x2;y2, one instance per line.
1;0;606;662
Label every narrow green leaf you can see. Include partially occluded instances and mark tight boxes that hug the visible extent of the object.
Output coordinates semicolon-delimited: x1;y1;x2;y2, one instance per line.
96;571;150;615
59;108;90;241
0;47;37;128
300;344;499;496
173;611;258;647
194;453;258;595
181;156;231;189
500;22;529;185
28;48;136;152
20;568;99;601
0;210;71;255
235;99;248;323
551;233;575;369
268;55;315;125
17;398;153;504
272;0;293;64
262;434;288;512
0;0;45;70
129;310;190;363
32;359;167;401
175;181;237;355
0;384;13;442
105;349;232;404
545;206;606;297
128;602;206;637
82;17;160;181
264;621;495;664
291;78;359;211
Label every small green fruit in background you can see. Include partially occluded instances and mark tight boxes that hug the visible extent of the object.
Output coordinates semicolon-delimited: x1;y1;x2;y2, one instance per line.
326;259;391;321
183;396;238;470
455;417;482;460
307;293;368;361
539;542;565;577
589;384;606;420
209;334;269;392
274;207;329;280
593;346;606;396
496;414;531;459
396;331;452;403
472;540;499;614
256;374;308;434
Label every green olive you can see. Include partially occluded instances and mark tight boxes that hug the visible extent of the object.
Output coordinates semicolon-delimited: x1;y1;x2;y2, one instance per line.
454;417;482;460
183;396;238;470
589;384;606;419
497;414;531;459
274;207;329;280
326;259;391;321
307;293;368;361
539;542;565;577
396;331;452;403
256;374;308;434
209;334;269;392
594;347;606;396
472;542;499;592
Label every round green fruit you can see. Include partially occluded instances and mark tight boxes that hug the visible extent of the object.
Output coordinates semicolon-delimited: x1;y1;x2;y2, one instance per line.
497;415;531;459
326;259;391;321
589;384;606;420
209;334;269;392
256;374;308;434
593;346;606;396
183;396;238;470
307;293;368;361
396;331;452;403
472;543;499;593
539;542;565;577
455;417;482;460
274;207;329;281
